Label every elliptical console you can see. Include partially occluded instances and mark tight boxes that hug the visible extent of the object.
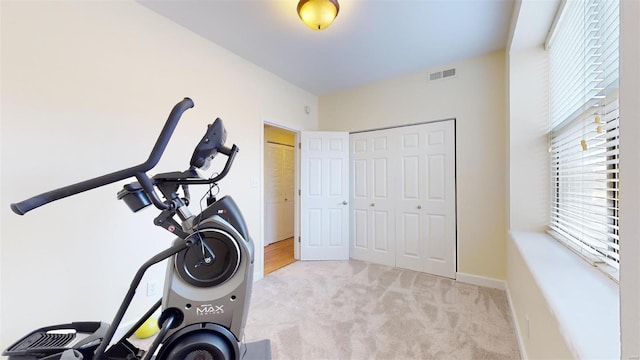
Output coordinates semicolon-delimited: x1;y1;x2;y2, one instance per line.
5;98;264;360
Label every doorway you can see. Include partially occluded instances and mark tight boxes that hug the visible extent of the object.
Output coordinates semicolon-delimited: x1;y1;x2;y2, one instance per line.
264;124;297;275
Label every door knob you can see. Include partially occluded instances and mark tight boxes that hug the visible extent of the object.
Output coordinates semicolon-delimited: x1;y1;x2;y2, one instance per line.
342;201;348;205
284;198;288;201
417;205;422;209
370;203;375;207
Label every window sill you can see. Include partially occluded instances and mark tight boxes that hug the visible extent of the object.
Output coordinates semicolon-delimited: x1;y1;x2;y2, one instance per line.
546;229;620;283
509;231;620;359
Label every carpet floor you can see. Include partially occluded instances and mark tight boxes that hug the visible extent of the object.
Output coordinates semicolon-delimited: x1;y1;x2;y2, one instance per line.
244;260;521;360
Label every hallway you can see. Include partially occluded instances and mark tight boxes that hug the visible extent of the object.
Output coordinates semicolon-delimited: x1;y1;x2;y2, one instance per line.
264;237;295;275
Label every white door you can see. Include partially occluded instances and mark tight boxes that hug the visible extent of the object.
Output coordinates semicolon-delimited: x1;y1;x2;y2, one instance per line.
350;132;395;266
300;131;350;260
395;120;456;278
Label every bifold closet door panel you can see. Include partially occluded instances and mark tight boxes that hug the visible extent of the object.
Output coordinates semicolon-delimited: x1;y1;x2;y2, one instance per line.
350;133;395;266
422;121;456;279
265;143;295;245
281;146;295;240
264;143;282;246
395;121;456;279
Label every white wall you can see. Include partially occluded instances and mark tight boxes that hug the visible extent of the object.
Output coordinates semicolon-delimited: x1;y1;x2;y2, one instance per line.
0;1;317;350
506;43;563;359
619;0;640;357
507;47;549;232
319;51;508;280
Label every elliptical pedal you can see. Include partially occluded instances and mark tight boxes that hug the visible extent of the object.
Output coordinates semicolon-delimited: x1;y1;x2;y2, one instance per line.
2;322;109;360
11;331;76;351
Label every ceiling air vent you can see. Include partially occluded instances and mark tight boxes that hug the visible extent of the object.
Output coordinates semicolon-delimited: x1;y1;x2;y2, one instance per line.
442;68;456;78
429;67;456;81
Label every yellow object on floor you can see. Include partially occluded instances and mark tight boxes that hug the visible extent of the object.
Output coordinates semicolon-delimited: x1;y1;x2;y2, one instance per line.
134;317;159;339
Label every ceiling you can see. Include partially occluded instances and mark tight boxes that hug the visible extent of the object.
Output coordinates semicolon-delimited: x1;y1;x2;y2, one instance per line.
138;0;515;96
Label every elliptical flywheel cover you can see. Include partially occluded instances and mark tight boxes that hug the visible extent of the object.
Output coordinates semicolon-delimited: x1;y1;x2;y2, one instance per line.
176;229;241;287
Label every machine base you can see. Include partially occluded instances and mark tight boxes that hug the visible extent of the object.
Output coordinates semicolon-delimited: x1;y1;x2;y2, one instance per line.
147;339;271;360
243;339;272;360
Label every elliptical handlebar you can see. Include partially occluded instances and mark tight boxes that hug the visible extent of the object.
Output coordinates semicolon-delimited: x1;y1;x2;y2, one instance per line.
211;144;238;183
10;98;195;215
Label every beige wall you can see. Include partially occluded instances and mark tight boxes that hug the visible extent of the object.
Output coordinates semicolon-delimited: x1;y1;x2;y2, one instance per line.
0;1;317;350
619;0;640;356
320;51;508;280
507;236;574;359
508;47;549;232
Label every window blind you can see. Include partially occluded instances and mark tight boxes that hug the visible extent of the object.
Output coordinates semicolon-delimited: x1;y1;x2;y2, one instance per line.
547;0;620;271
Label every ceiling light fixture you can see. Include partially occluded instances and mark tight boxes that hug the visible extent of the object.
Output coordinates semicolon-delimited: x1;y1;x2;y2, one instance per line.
297;0;340;31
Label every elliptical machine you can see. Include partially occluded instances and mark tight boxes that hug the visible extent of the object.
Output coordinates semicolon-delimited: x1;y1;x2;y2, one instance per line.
4;98;267;360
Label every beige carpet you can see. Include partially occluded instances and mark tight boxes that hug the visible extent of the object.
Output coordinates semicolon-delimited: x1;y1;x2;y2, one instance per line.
244;260;521;360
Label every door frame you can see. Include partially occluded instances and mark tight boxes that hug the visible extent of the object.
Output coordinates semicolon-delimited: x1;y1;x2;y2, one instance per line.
261;120;301;280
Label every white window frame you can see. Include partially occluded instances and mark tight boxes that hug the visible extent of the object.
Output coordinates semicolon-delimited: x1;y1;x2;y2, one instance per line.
546;0;620;280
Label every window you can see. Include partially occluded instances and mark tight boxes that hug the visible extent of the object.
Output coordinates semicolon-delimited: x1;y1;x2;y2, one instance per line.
547;0;620;276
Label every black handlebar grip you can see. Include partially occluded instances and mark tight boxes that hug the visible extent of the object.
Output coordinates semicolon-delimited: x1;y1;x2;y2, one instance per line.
11;193;63;215
143;97;194;170
9;98;195;215
9;173;120;215
218;145;232;157
9;165;144;215
11;202;27;215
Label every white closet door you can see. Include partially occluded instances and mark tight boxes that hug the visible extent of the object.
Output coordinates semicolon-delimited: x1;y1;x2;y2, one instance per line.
282;146;295;239
264;143;281;246
396;121;456;279
350;133;395;266
264;143;295;245
395;124;424;272
349;120;456;279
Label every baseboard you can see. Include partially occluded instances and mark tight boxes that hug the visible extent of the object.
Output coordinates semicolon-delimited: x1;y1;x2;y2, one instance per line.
505;284;528;360
109;321;136;346
254;269;264;282
455;272;506;290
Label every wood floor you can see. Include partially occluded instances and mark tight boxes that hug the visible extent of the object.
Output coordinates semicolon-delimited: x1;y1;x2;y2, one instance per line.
264;237;295;275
